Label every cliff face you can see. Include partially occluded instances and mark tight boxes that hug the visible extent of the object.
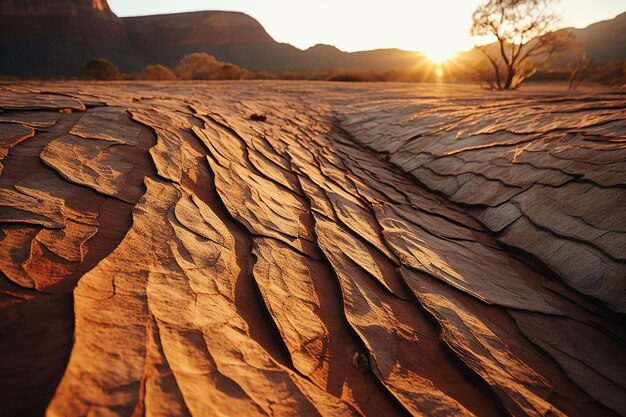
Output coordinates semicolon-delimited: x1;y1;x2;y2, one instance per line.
0;1;283;76
0;0;127;43
0;0;141;76
123;10;279;69
0;0;113;15
125;11;274;50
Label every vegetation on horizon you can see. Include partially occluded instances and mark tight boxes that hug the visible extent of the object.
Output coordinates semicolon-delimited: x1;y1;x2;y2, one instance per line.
10;54;617;89
138;65;177;81
8;52;620;89
174;53;248;80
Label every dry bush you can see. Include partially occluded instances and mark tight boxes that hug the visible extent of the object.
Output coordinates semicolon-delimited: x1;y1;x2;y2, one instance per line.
80;58;121;80
175;53;221;79
138;65;177;81
175;53;246;80
218;63;243;80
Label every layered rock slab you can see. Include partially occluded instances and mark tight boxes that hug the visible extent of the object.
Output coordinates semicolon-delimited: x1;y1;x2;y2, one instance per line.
339;86;626;313
0;82;624;417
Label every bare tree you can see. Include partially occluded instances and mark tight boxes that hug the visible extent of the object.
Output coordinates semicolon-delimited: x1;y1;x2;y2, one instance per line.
471;0;573;90
568;52;594;90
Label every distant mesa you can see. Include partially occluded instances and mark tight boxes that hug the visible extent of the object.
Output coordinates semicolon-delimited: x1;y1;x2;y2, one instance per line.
125;11;275;49
0;0;624;77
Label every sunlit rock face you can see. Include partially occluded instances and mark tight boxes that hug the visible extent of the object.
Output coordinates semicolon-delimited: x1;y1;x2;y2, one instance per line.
0;81;624;417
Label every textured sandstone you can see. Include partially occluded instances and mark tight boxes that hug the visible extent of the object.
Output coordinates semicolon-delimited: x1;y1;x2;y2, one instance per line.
340;86;626;313
0;81;624;417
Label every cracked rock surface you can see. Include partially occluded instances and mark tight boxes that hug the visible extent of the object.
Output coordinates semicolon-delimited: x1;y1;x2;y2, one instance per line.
0;81;624;417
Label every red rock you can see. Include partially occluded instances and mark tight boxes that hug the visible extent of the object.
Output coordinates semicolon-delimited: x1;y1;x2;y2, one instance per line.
126;11;274;50
0;81;624;417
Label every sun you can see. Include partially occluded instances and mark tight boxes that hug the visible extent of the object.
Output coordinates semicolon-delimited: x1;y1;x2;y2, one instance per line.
419;36;463;64
421;46;459;64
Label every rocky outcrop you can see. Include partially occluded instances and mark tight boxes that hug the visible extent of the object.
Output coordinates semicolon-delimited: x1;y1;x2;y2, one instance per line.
0;0;114;16
125;11;274;49
0;81;624;417
0;0;125;44
0;0;142;76
122;10;289;71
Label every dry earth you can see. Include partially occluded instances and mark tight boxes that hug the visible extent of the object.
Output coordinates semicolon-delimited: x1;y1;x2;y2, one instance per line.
0;81;624;417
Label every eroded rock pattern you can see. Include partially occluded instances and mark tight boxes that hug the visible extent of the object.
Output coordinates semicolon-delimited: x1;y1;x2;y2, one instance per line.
340;86;626;313
0;82;624;417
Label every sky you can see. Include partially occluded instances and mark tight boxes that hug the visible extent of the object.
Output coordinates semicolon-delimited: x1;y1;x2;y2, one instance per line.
108;0;626;58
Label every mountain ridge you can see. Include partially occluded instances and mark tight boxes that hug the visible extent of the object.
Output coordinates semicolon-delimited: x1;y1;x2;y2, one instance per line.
0;0;623;77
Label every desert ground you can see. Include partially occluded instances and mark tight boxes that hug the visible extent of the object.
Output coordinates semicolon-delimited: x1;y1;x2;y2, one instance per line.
0;81;624;417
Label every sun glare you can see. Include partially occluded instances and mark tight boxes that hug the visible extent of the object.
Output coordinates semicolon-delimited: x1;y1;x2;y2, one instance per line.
422;47;459;64
418;30;465;64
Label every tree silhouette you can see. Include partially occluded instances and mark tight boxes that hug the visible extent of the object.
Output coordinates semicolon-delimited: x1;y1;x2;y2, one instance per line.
471;0;573;90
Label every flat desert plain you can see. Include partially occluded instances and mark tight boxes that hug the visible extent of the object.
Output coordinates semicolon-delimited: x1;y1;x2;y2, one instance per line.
0;81;624;417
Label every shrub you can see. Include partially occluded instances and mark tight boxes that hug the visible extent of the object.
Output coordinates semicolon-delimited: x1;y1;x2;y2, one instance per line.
138;65;177;81
80;58;121;80
217;63;243;80
175;53;245;80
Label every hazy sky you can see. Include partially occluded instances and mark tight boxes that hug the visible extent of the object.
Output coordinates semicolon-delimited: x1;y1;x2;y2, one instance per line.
109;0;626;56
